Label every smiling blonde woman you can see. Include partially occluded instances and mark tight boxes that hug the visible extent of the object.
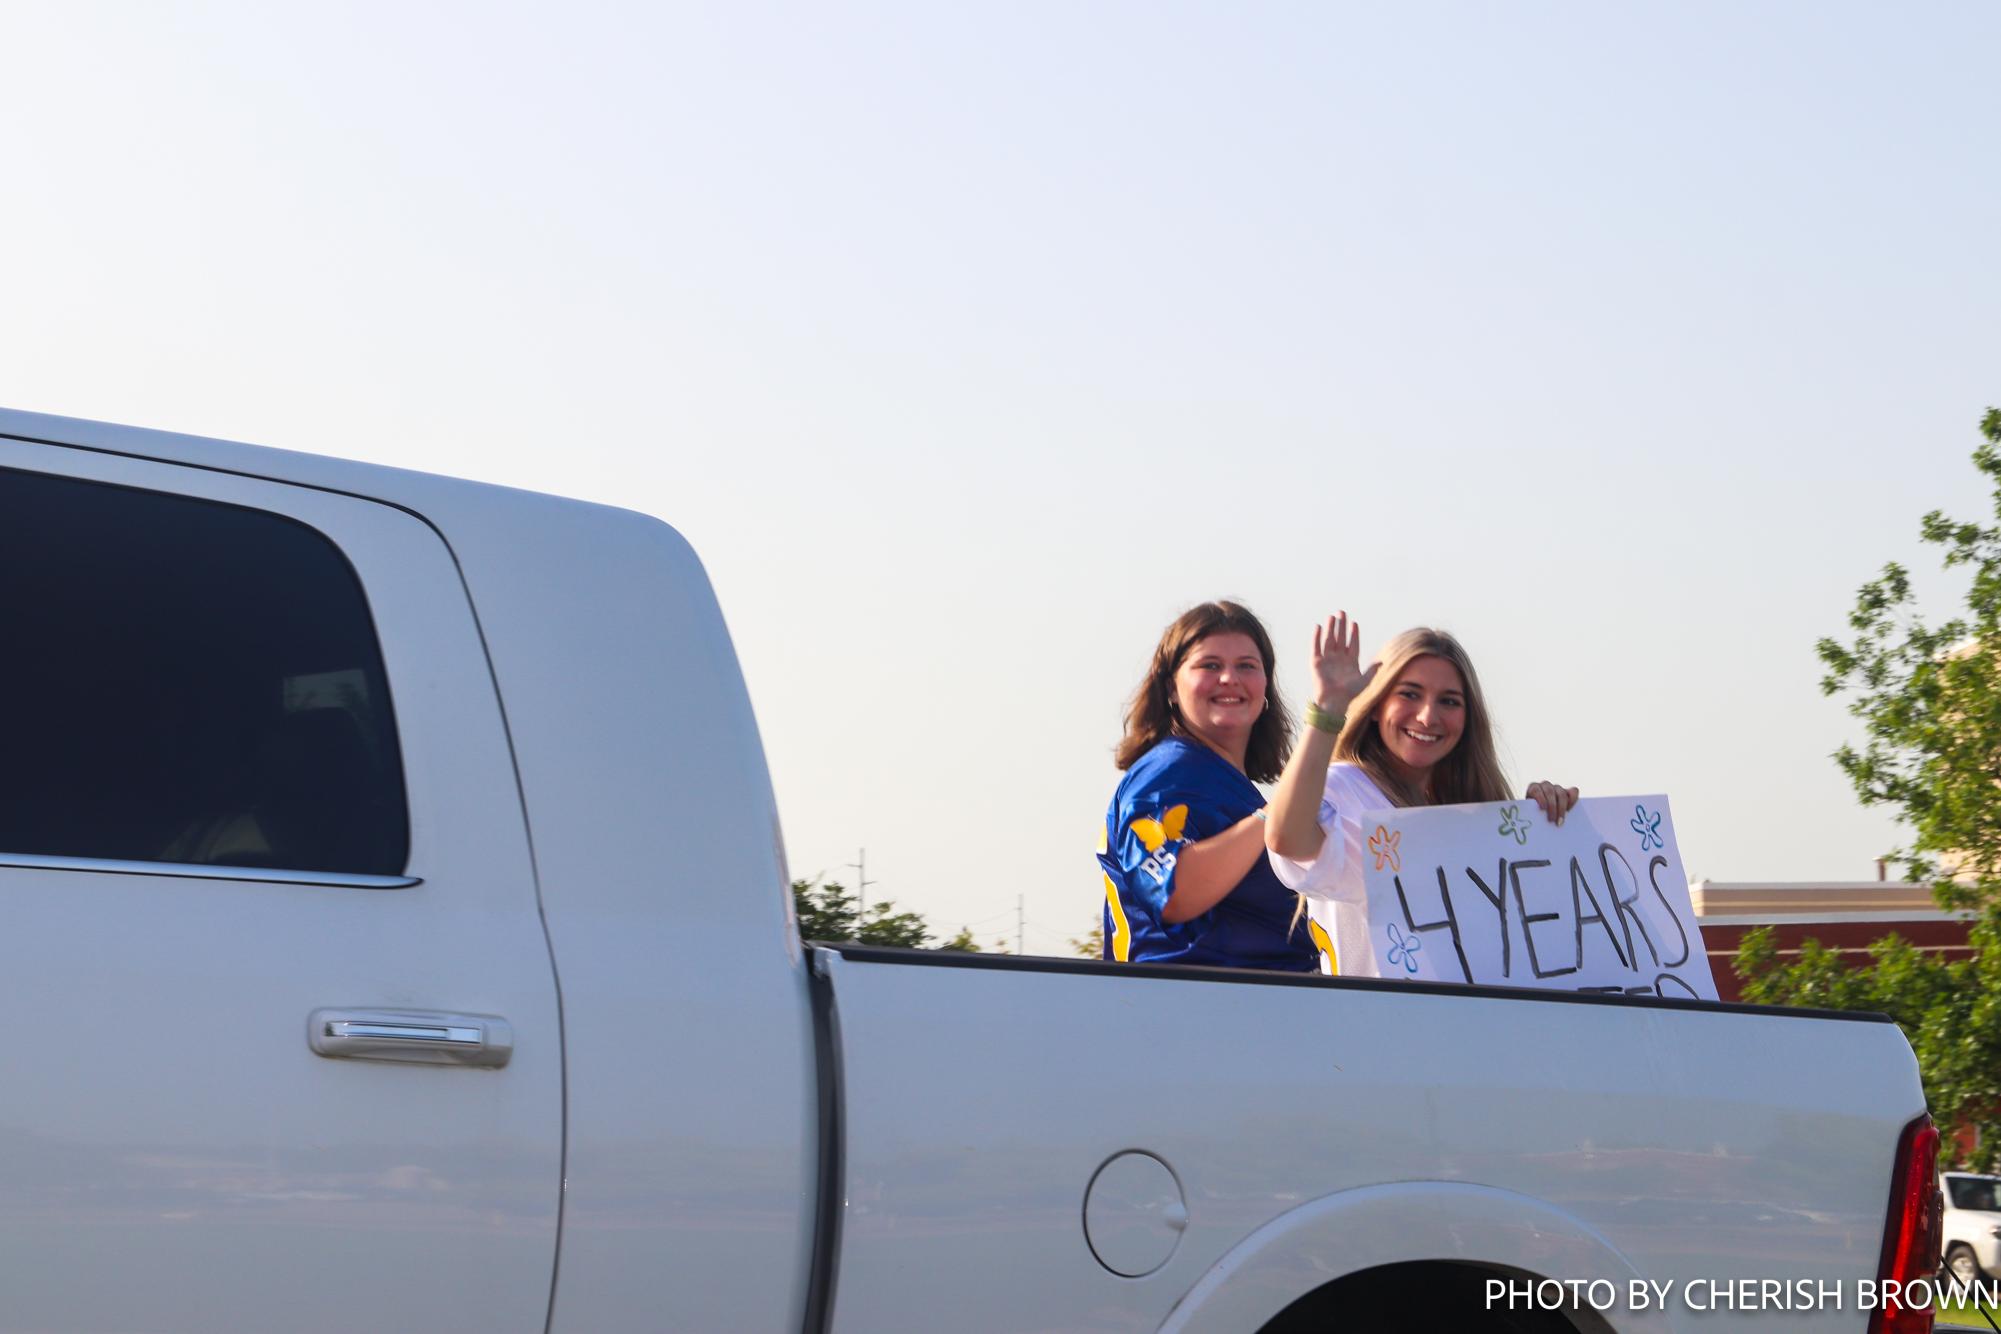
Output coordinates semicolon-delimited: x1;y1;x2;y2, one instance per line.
1264;615;1578;976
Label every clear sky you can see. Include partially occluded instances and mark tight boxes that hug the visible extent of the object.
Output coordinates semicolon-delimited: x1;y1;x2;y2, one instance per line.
4;2;1995;955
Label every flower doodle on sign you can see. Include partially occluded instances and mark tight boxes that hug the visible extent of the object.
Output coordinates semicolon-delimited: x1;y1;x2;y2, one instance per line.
1385;923;1423;975
1630;804;1664;852
1497;803;1533;845
1369;825;1401;872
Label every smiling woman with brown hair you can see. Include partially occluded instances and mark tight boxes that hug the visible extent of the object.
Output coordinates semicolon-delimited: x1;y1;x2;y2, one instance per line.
1096;601;1319;972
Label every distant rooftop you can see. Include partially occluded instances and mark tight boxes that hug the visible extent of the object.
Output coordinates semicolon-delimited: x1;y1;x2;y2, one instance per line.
1691;879;1968;925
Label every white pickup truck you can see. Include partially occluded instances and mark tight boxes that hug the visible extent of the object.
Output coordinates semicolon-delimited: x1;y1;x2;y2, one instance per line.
0;407;1945;1334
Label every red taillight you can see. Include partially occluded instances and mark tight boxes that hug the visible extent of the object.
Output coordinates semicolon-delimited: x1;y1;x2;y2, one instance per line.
1870;1113;1943;1334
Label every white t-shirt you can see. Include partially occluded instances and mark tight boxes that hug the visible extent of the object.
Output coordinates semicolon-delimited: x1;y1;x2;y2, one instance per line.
1266;762;1396;977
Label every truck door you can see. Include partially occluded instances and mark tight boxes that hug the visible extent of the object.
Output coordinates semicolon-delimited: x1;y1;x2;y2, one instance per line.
0;440;562;1333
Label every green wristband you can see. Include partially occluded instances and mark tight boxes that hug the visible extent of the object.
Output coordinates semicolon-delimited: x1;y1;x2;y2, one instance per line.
1304;702;1345;734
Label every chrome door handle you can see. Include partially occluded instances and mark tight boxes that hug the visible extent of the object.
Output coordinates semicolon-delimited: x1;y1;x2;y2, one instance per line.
308;1008;513;1068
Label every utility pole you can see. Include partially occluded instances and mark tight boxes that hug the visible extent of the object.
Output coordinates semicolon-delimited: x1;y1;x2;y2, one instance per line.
849;848;876;927
1017;893;1024;956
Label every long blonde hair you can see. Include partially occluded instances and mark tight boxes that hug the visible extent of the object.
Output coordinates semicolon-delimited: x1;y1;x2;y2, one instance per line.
1336;627;1509;807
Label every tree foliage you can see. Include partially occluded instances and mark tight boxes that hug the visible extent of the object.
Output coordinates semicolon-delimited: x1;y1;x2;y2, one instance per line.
790;878;1003;953
790;878;932;948
1816;408;2001;908
1737;409;2001;1167
941;929;1014;952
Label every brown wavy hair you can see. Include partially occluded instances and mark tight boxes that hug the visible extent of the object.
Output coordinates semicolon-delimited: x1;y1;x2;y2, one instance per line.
1334;627;1509;807
1115;601;1292;782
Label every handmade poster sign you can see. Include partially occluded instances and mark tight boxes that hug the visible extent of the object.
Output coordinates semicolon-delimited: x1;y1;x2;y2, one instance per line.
1357;794;1716;999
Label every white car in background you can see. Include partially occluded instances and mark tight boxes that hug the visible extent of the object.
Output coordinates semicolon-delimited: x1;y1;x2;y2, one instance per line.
1943;1172;2001;1283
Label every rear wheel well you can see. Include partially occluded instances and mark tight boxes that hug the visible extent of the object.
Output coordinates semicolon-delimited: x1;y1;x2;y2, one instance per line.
1256;1260;1608;1334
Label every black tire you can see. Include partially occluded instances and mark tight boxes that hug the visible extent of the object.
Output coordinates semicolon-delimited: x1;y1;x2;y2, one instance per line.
1948;1243;1987;1285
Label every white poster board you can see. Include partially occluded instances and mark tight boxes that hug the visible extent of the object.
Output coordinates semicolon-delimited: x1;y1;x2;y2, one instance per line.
1357;794;1716;999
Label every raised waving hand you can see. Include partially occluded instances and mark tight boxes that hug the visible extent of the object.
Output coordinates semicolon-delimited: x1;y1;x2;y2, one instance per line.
1266;612;1375;862
1311;612;1378;714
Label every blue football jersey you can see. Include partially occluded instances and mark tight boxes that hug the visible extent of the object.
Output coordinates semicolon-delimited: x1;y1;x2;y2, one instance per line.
1097;738;1318;972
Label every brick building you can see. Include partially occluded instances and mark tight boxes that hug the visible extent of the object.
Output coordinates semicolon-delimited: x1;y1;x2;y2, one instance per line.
1693;875;1976;1003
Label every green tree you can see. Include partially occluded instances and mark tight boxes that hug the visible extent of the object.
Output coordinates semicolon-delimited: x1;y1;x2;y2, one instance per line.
1816;407;2001;907
1738;408;2001;1166
939;928;1013;953
791;878;933;948
791;877;858;941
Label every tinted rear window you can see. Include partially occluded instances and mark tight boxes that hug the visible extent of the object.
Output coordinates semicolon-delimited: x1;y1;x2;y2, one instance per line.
0;466;409;875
